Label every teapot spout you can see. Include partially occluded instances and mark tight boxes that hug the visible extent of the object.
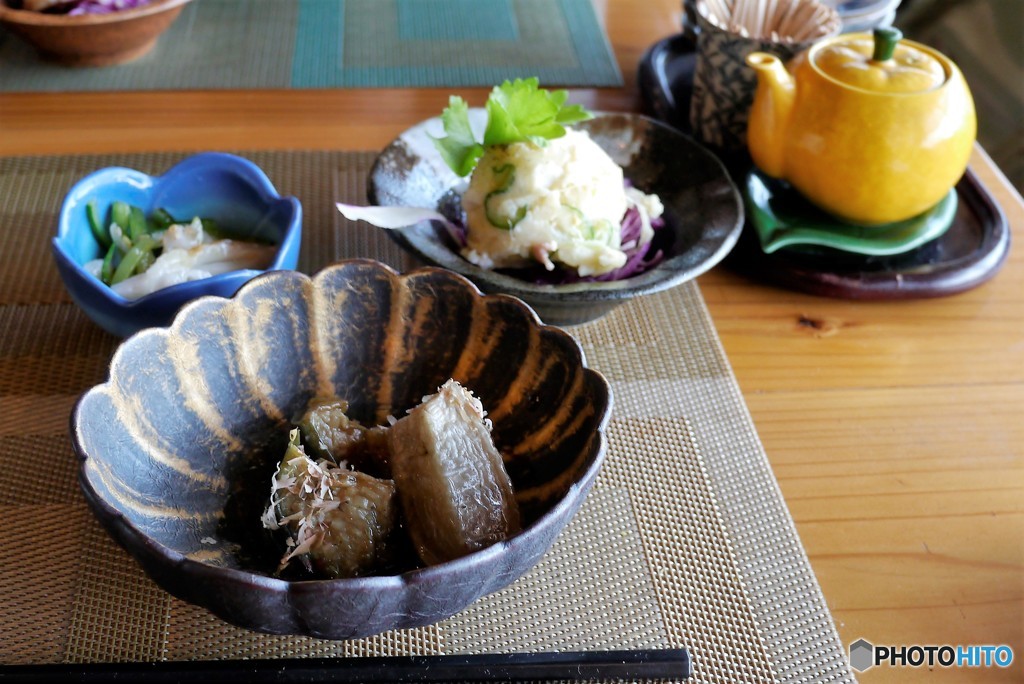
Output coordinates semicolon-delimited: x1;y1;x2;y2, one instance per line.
745;52;795;178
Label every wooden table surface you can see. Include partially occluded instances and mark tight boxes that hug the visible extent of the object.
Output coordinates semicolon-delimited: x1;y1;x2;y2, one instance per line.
1;1;1020;680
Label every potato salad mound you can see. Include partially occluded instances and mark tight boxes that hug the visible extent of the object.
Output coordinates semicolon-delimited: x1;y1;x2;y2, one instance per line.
336;78;667;282
462;129;663;277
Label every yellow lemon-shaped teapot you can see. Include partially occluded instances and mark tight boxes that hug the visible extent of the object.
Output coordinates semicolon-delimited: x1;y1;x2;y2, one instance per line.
745;28;976;225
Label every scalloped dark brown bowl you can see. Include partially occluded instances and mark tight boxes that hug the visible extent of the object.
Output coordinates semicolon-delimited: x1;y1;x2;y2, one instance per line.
72;259;611;639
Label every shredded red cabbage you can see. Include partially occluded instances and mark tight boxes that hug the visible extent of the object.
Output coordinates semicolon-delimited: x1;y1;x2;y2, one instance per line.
609;206;666;277
553;206;665;283
22;0;153;15
70;0;151;15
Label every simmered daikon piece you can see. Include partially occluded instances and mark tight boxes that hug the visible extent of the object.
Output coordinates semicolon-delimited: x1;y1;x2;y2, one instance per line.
263;430;397;578
388;380;520;565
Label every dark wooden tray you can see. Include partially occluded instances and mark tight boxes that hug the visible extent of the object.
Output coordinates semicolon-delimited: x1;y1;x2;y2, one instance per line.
638;33;1012;299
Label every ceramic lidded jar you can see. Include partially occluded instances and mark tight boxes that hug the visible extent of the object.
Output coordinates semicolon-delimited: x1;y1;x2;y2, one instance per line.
745;28;976;225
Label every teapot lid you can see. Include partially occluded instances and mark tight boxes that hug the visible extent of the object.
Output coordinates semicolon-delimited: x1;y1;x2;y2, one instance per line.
812;28;947;94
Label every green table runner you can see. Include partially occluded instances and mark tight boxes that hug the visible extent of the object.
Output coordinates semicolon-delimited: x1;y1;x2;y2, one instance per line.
0;0;622;92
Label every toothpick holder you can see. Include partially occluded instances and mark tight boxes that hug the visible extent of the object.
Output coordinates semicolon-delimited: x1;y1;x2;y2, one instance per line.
689;7;835;153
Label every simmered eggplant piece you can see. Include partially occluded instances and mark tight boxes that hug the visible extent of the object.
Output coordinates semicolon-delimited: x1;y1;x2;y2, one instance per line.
388;380;521;565
297;398;391;477
263;430;398;578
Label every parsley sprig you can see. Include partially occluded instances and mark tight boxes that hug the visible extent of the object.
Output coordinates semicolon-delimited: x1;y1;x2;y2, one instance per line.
432;78;593;177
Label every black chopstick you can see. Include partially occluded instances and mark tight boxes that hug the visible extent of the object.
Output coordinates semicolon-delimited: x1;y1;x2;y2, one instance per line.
0;648;692;683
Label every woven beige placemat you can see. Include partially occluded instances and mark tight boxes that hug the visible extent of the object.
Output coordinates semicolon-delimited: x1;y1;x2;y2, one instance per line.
0;151;855;683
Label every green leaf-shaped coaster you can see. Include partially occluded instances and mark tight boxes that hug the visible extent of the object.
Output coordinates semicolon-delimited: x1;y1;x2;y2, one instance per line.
745;170;957;256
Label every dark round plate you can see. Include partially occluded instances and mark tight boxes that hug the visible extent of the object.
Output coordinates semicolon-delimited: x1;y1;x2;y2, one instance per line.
729;170;1010;299
368;110;744;325
638;32;697;136
638;33;1012;299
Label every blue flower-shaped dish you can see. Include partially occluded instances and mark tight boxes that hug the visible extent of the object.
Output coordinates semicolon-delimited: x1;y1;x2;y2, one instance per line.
52;152;302;338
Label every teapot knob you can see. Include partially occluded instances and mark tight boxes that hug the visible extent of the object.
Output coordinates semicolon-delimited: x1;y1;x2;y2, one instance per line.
872;27;903;62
